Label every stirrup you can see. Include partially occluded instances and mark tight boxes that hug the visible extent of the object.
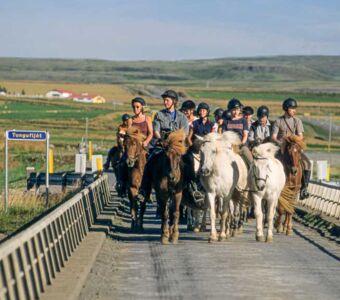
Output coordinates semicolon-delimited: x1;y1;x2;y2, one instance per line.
300;188;309;200
193;191;204;203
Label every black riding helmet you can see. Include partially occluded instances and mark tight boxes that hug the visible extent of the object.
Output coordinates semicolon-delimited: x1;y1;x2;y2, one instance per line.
242;106;254;116
227;98;242;110
161;90;178;102
257;106;269;119
180;100;196;111
197;102;210;115
222;110;232;120
121;113;130;122
214;108;224;119
282;98;298;111
131;97;146;106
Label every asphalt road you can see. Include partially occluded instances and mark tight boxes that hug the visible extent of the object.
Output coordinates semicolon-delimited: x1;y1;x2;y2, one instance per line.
79;194;340;300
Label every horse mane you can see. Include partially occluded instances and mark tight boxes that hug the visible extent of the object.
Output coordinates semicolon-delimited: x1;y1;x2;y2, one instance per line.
287;135;305;150
166;129;187;155
253;142;280;159
221;131;241;146
126;126;146;143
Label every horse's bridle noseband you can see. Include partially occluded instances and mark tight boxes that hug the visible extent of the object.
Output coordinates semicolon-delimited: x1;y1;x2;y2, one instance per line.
252;156;269;189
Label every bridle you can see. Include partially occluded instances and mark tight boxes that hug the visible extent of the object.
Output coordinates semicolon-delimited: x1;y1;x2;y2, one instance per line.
252;156;270;191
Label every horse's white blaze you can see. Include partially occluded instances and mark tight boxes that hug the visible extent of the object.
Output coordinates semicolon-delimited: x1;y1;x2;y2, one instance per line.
249;143;286;242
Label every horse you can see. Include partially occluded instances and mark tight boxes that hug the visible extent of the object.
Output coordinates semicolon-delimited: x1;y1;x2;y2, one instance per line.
275;137;304;235
181;145;208;233
124;126;148;232
248;143;286;242
198;132;248;242
106;144;126;196
148;129;187;244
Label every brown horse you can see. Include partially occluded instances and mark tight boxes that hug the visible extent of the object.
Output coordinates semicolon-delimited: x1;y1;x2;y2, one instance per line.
148;129;186;244
275;137;304;235
124;127;148;232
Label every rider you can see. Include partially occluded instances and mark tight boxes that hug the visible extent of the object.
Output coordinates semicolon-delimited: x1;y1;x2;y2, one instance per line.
136;90;189;203
219;98;253;167
104;113;130;170
248;105;272;148
243;106;255;128
185;102;214;203
212;108;224;133
128;97;153;148
271;98;312;200
180;100;197;126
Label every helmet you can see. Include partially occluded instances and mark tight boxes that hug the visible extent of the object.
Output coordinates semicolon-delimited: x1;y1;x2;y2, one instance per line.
121;113;130;122
180;100;196;111
257;106;269;119
282;98;298;111
227;98;242;110
242;106;254;116
161;90;178;102
214;108;224;119
222;110;232;120
197;102;210;115
131;97;146;106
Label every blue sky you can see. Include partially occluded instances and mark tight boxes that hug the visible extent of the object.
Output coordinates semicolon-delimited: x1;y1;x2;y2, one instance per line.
1;0;340;60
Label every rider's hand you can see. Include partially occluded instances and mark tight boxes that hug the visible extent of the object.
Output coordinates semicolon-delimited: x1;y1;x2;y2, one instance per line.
143;141;149;148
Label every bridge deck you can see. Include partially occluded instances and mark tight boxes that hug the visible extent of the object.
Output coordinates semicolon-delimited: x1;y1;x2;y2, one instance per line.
80;195;340;300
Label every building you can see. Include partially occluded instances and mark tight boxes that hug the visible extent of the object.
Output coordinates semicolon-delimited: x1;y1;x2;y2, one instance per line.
46;89;73;98
73;93;106;104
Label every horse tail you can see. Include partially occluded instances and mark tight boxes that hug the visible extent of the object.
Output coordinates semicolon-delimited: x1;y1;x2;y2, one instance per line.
278;185;298;214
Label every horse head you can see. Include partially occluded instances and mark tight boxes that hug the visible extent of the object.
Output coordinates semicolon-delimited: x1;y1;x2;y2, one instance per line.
284;140;303;176
252;143;280;191
124;127;146;168
199;133;229;177
163;129;186;186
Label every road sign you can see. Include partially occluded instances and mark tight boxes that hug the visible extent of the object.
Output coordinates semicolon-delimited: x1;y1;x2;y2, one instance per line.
4;130;50;212
6;130;47;141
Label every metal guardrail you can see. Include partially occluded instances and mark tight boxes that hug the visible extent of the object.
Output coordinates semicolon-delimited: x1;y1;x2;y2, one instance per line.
0;174;110;300
297;181;340;219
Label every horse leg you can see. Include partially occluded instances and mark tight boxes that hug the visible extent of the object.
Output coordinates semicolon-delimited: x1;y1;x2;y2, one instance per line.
139;201;146;233
219;199;229;241
187;207;193;231
129;187;137;232
275;206;284;233
207;193;218;242
254;194;265;242
286;213;293;235
171;192;182;244
266;196;277;242
200;209;207;232
283;212;289;233
193;209;201;233
160;198;170;245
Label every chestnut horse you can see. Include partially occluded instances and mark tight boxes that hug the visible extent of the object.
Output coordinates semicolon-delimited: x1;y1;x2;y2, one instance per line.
148;129;186;244
275;137;304;235
124;127;148;232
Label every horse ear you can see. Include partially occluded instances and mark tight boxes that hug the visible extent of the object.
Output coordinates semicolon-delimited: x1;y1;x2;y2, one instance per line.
194;135;204;144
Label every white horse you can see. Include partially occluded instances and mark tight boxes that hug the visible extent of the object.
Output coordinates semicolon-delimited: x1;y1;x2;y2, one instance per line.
198;132;246;242
248;143;286;242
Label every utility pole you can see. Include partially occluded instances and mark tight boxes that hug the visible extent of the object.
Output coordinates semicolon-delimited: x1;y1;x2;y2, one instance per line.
85;117;88;152
328;115;332;153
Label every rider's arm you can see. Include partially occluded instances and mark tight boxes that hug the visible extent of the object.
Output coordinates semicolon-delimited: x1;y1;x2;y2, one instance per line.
271;120;279;142
248;126;255;142
241;130;248;145
144;116;154;146
153;112;161;139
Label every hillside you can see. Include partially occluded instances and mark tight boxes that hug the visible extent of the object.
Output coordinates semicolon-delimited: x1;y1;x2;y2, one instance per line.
1;56;340;87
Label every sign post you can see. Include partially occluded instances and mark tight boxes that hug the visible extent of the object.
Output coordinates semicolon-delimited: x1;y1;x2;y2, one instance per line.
4;130;49;211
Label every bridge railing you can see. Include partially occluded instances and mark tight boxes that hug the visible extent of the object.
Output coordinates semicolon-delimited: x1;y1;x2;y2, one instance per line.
297;181;340;219
0;174;110;300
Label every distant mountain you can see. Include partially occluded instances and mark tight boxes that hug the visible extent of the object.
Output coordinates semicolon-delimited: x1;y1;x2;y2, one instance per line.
1;56;340;84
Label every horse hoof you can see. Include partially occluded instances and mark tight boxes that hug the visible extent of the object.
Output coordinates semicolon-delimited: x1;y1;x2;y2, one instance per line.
218;235;227;242
286;230;293;236
200;226;206;232
266;236;273;243
161;236;169;245
208;236;218;243
256;235;265;242
237;227;243;234
231;230;237;237
193;227;200;233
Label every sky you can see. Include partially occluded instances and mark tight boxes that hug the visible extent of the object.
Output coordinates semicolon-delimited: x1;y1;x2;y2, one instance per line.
1;0;340;60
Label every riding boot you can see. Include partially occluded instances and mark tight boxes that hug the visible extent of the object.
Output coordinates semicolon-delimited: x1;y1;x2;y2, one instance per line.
104;146;116;170
300;170;311;200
